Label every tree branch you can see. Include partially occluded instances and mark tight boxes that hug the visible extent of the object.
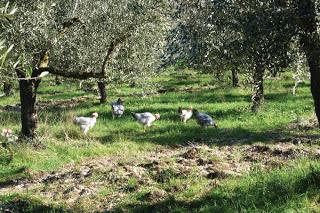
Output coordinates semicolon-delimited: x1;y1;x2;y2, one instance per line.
101;31;134;77
37;67;104;79
39;28;134;80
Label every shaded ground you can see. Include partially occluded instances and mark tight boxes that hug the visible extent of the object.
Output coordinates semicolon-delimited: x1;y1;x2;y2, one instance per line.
0;96;94;113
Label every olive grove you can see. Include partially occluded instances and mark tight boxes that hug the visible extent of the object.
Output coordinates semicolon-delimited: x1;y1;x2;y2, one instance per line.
1;0;320;140
163;0;320;123
1;0;172;138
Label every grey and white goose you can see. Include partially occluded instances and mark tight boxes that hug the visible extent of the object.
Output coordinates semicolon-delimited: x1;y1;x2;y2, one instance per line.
193;109;217;128
131;112;160;132
111;98;125;119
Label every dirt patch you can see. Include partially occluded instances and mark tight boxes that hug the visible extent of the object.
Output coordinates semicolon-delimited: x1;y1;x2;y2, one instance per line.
181;147;199;159
38;96;93;109
142;189;167;201
248;145;271;153
1;96;93;113
288;117;319;130
243;142;319;167
279;135;320;145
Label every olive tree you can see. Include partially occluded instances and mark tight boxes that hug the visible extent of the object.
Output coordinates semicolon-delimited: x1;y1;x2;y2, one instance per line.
230;0;320;122
170;0;320;124
2;0;172;138
165;0;295;111
234;1;296;112
163;1;248;88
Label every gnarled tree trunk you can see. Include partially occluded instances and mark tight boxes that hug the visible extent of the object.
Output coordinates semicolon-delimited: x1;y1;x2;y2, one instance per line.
307;56;320;125
231;68;239;87
295;0;320;125
300;38;320;125
98;81;106;104
251;64;265;112
16;69;41;139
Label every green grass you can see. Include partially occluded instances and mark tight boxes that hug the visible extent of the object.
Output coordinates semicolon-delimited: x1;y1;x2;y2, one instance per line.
0;69;319;212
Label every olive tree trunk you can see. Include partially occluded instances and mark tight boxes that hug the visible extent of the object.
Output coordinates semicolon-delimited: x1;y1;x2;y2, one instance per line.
306;55;320;125
301;40;320;125
295;0;320;125
16;69;41;139
55;76;62;85
98;81;107;104
251;64;265;112
231;68;239;87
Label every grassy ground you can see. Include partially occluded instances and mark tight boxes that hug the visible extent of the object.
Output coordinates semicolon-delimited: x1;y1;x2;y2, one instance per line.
0;69;319;212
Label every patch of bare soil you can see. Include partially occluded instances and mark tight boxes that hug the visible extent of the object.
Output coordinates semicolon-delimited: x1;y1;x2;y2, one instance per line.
38;96;93;109
117;84;215;98
0;142;319;212
288;117;319;130
0;96;93;112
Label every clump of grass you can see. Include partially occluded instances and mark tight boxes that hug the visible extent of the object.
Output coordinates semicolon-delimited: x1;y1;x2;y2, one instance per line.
124;178;139;192
54;125;83;141
98;187;114;197
152;168;178;183
0;146;13;165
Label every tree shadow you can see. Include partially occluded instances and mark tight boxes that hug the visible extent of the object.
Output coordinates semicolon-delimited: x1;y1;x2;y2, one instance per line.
0;194;71;213
128;90;310;105
0;166;28;187
264;92;310;102
281;81;310;89
0;111;20;125
162;78;202;87
131;125;286;146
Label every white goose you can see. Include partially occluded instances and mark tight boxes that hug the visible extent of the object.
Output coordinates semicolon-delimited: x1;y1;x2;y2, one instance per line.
178;106;193;123
73;112;98;135
131;112;160;132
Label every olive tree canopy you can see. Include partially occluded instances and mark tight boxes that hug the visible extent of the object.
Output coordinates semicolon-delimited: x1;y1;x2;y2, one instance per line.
3;0;171;80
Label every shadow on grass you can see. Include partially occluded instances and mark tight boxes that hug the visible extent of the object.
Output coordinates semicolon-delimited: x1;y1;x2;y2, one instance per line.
112;163;320;213
125;90;310;105
0;112;20;125
132;126;286;146
281;81;310;89
89;101;310;146
3;85;312;146
40;91;87;100
92;105;292;146
0;166;29;187
0;194;71;213
94;120;289;146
